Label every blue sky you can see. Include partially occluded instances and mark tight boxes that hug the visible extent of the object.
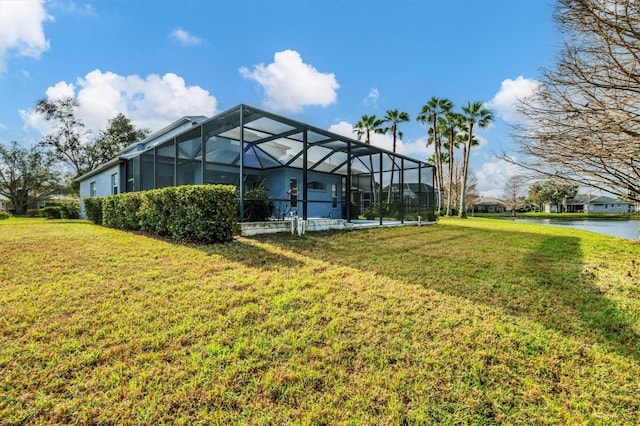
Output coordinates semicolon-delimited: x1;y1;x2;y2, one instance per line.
0;0;559;197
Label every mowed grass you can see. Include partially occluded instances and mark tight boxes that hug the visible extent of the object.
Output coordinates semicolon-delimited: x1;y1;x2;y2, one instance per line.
1;217;639;424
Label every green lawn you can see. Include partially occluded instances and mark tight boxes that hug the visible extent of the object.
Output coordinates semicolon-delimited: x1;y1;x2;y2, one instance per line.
1;217;639;424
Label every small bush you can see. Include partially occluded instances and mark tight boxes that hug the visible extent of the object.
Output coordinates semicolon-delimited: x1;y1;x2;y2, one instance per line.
363;205;379;220
83;197;103;224
342;202;359;219
102;192;144;231
243;182;273;221
161;185;236;243
423;209;437;222
59;200;80;219
0;211;11;220
138;189;172;236
41;206;61;219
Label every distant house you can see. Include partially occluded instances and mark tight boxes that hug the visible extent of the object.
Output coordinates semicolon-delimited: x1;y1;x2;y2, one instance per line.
0;197;7;211
473;197;506;213
544;194;635;213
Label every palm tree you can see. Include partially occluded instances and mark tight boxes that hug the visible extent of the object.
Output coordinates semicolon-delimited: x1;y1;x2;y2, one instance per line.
381;109;410;207
417;97;453;215
441;110;464;216
353;114;384;144
353;114;385;208
459;101;493;218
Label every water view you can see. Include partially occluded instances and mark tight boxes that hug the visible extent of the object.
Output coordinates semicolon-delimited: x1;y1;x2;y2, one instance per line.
509;218;640;240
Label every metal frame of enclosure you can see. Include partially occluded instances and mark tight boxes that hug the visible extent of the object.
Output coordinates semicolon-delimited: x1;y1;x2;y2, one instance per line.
121;104;436;223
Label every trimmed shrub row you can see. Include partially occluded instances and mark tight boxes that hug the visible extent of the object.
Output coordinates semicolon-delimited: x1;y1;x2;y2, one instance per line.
83;185;237;244
0;211;11;220
83;197;103;224
41;200;81;220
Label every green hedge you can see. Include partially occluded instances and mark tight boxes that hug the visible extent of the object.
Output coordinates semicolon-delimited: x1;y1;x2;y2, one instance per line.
97;185;236;244
59;200;80;219
41;206;61;219
83;197;103;224
0;211;11;220
141;185;237;243
102;192;144;231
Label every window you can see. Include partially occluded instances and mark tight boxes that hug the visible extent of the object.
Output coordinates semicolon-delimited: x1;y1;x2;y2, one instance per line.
307;181;326;191
332;183;338;208
111;173;119;194
90;181;96;197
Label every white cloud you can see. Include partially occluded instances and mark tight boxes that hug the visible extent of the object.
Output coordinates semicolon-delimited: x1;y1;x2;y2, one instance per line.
56;1;97;16
363;88;379;107
0;0;52;73
327;121;355;139
475;157;527;198
240;49;339;113
46;81;75;98
21;69;217;135
486;76;540;123
169;28;203;46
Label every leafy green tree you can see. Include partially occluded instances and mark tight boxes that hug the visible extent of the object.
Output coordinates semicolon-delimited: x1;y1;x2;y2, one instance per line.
417;97;453;215
36;98;149;179
93;113;150;165
381;109;410;206
0;142;63;215
459;101;493;218
35;97;90;177
528;179;578;213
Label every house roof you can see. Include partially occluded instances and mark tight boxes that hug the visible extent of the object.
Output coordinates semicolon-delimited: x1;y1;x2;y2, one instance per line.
474;197;505;206
567;194;631;205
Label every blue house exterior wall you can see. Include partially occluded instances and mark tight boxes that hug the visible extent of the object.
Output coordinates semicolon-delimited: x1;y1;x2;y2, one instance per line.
257;168;342;219
79;164;121;216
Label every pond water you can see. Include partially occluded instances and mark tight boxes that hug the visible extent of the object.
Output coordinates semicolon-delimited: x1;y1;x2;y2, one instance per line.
508;218;640;240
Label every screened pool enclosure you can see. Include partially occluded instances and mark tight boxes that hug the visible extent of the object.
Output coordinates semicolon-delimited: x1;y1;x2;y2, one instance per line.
80;104;436;223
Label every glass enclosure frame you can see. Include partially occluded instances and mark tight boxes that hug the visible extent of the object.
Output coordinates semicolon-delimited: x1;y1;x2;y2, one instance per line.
122;104;436;222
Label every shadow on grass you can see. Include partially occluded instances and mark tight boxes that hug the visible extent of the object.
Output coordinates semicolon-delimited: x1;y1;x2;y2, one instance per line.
249;224;640;360
202;239;305;271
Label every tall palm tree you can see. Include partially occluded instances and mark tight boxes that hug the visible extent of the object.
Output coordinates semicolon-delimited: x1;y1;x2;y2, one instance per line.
381;109;410;206
459;101;493;218
441;111;464;216
353;114;385;207
417;97;453;215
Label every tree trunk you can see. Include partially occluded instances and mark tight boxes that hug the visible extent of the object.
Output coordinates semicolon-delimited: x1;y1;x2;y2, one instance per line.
446;128;454;216
459;123;474;218
459;143;468;218
433;164;441;214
